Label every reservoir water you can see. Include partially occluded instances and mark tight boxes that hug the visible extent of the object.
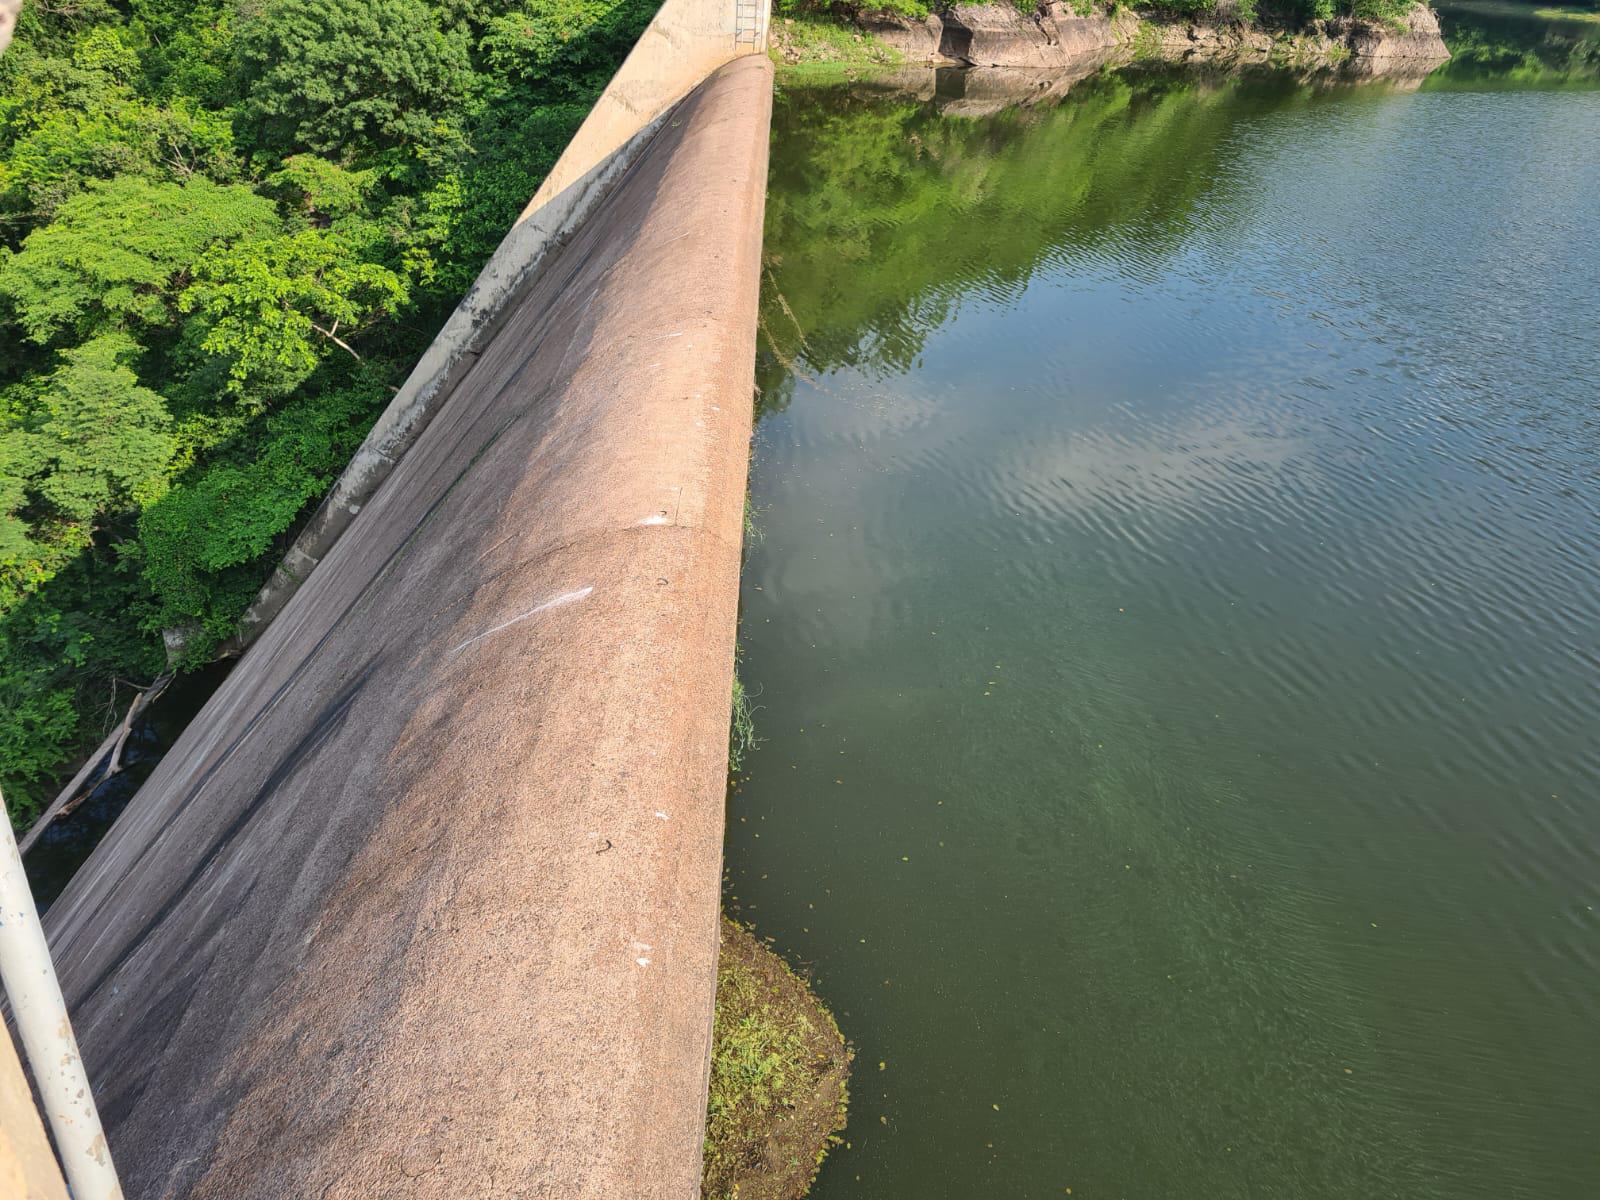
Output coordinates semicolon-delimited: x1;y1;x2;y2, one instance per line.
733;16;1600;1199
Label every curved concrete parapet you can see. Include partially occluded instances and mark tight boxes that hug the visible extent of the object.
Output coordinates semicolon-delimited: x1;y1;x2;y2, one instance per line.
228;0;768;651
44;55;773;1199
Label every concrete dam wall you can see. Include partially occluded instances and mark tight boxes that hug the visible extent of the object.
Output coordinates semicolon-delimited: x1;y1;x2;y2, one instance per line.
38;21;774;1200
231;0;770;649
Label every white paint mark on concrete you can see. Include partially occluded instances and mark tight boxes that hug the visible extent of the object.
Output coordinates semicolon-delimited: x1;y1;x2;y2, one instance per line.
451;586;594;655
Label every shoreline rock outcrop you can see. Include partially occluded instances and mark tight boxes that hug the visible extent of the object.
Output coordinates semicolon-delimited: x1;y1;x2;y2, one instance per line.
832;2;1449;72
1333;2;1450;62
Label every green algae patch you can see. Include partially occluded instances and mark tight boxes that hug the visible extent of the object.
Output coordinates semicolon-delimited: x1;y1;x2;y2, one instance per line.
703;919;851;1200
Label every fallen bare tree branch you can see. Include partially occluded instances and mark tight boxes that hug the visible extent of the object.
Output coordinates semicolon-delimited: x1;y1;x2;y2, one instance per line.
18;673;174;855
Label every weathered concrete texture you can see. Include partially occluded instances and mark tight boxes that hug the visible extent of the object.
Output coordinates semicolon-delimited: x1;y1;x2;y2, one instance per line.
0;1023;69;1200
224;0;765;657
44;55;773;1200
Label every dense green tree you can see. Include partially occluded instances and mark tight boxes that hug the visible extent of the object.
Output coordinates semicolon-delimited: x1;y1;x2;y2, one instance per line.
481;0;656;97
421;98;588;296
0;175;279;343
181;229;408;402
3;0;122;62
233;0;473;158
138;373;391;656
22;333;174;526
0;550;164;819
3;85;238;218
0;333;174;637
0;434;36;572
125;0;236;105
0;0;662;825
266;153;382;223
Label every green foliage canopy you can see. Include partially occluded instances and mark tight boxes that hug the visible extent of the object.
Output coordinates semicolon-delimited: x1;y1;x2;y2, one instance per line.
22;334;174;527
482;0;657;97
0;0;660;823
0;175;278;343
181;230;409;401
0;26;238;217
233;0;474;158
138;374;391;651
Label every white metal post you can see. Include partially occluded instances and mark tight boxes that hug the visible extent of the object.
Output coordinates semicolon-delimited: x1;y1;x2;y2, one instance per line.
0;789;123;1200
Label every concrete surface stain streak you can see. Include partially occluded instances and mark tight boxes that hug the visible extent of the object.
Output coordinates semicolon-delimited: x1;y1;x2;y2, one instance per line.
450;587;597;655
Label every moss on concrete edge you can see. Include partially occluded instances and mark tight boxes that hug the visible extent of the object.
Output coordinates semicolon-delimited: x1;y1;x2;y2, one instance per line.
703;918;852;1200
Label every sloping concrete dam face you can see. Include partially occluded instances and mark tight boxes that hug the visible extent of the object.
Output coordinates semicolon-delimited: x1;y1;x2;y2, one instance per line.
41;56;773;1200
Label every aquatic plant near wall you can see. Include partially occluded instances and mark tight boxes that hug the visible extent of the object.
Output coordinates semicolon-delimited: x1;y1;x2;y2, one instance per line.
702;918;851;1200
730;674;760;776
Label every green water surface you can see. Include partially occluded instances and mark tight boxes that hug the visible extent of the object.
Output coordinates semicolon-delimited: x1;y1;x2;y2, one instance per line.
731;20;1600;1200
